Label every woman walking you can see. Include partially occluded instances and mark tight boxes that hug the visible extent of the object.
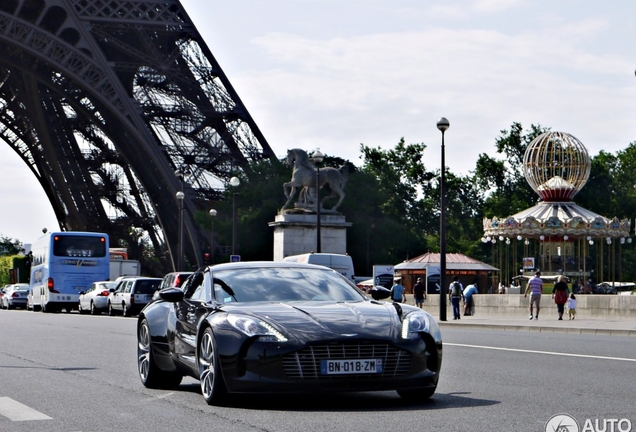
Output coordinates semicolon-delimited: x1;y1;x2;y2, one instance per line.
552;275;569;320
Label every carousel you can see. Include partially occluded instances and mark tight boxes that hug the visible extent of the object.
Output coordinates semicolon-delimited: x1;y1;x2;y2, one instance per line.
482;131;631;288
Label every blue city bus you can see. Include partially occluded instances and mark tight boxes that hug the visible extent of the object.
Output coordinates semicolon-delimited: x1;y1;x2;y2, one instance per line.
29;232;110;313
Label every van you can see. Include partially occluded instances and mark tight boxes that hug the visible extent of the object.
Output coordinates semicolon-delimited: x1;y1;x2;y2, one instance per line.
282;253;355;283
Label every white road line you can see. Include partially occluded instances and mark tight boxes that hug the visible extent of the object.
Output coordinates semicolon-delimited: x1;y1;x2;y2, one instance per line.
0;397;52;421
445;343;636;362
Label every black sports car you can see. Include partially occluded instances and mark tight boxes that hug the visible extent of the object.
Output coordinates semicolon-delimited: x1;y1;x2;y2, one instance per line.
137;261;442;405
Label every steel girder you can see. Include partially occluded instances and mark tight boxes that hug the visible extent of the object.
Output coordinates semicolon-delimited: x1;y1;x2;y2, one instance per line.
0;0;274;273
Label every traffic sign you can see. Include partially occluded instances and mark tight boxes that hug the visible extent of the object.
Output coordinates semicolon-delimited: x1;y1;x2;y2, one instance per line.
230;255;241;262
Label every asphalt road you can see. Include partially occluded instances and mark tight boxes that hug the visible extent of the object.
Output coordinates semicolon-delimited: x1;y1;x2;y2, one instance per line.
0;309;634;432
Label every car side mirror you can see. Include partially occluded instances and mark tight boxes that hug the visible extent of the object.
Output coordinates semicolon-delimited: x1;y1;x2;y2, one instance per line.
370;286;391;301
79;291;85;295
159;287;185;303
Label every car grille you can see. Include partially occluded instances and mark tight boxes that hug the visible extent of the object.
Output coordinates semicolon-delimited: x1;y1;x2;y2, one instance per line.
282;342;411;380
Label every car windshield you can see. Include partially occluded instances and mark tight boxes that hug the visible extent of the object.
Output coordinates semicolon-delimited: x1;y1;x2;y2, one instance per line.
135;280;160;294
211;267;365;303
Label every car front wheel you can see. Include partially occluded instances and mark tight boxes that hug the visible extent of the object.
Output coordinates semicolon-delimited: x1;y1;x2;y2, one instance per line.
198;327;227;405
137;319;182;389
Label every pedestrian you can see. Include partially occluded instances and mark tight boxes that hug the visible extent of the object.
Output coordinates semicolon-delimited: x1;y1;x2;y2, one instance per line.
412;277;426;308
552;275;570;320
25;251;33;282
448;276;464;320
390;278;405;303
524;270;543;320
567;293;577;320
462;282;478;316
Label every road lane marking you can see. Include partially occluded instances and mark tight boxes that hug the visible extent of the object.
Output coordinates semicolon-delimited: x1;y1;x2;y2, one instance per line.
445;343;636;362
0;397;52;421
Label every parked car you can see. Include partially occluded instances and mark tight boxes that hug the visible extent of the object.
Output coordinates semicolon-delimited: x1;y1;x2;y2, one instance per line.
158;272;194;291
0;285;9;303
78;281;119;315
137;262;443;405
1;284;30;310
108;277;162;317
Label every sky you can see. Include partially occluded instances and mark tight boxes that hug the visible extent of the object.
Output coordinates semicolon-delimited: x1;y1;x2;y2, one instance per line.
1;0;636;245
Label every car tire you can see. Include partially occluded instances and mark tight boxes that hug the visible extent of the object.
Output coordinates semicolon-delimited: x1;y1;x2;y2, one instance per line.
123;302;131;317
137;319;182;389
78;301;86;314
198;327;227;405
397;386;436;401
108;302;116;316
90;302;99;315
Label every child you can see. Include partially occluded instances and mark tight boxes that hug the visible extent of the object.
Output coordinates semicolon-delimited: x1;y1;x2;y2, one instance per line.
567;293;577;320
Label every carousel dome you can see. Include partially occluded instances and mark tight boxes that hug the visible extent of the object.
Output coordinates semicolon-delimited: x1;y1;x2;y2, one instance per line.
522;131;591;202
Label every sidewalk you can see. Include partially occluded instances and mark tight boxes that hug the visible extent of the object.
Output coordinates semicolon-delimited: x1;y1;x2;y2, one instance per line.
435;313;636;337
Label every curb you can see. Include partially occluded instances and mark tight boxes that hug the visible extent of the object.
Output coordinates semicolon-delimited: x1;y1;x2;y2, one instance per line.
438;322;636;337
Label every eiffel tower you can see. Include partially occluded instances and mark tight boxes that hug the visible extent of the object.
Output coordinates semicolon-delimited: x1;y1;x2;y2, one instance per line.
0;0;274;272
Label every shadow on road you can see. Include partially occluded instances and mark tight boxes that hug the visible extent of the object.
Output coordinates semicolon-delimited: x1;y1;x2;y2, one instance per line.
176;382;499;411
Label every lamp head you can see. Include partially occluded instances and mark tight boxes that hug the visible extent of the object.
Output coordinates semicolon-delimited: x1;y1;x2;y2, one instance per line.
209;209;217;217
175;191;185;201
229;176;240;187
312;148;324;163
436;117;450;132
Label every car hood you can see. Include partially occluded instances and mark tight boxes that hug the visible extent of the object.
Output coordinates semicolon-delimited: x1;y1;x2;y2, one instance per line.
221;300;405;342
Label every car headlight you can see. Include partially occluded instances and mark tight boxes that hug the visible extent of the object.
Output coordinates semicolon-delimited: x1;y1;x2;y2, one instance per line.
401;312;431;339
227;314;288;342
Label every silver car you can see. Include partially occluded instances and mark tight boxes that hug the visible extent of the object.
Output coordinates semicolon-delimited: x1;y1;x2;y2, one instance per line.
1;284;30;310
78;281;118;315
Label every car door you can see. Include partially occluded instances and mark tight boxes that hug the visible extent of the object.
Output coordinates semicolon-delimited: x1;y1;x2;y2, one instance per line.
80;283;95;309
173;271;213;367
112;280;129;311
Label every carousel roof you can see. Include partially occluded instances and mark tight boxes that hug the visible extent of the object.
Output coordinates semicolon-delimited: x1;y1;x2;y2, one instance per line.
483;201;630;238
395;252;498;271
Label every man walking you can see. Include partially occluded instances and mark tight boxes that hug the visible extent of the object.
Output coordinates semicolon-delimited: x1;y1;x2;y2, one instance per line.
524;271;543;320
413;277;426;308
390;278;405;303
449;276;464;320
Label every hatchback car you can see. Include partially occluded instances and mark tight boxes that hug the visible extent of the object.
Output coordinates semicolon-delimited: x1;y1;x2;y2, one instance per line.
108;277;161;317
1;284;30;310
78;281;119;315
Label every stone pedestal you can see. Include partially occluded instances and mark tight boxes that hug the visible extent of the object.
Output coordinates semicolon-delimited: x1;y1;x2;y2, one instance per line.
269;213;351;261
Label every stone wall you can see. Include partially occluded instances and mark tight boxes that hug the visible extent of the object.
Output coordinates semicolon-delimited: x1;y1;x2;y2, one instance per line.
418;294;636;320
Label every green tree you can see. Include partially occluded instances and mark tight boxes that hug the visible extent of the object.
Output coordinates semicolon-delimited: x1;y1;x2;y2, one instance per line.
475;122;550;218
0;235;23;256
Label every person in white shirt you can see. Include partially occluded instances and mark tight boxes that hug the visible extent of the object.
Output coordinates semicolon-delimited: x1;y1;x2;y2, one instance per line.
567;293;577;320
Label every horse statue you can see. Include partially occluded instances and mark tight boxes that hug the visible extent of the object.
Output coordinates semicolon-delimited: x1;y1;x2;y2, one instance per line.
282;148;353;213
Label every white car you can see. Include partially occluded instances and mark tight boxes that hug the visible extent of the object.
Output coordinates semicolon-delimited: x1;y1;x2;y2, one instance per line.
78;281;118;315
108;277;161;317
1;284;30;310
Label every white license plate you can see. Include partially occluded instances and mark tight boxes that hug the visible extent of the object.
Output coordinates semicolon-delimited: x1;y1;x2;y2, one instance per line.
320;359;383;375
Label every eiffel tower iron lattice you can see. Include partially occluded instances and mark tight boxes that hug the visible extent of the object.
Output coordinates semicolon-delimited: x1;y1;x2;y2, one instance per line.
0;0;274;272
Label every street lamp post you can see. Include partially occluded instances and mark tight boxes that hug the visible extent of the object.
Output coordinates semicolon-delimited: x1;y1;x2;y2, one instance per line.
437;117;449;322
209;209;217;265
312;148;324;253
175;191;185;271
229;176;240;256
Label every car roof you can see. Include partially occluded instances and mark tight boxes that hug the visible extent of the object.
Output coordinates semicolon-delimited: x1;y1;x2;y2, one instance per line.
204;261;333;272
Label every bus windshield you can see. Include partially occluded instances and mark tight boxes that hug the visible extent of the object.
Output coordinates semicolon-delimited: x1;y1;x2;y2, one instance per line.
53;235;107;258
